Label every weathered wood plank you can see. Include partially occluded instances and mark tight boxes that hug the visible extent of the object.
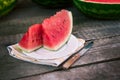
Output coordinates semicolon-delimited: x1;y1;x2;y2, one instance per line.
73;20;120;40
0;35;120;80
1;14;120;39
71;34;120;67
0;56;57;80
17;60;120;80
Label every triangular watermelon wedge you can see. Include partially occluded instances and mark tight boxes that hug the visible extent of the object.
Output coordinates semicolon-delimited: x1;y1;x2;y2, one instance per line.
18;24;43;52
42;10;73;50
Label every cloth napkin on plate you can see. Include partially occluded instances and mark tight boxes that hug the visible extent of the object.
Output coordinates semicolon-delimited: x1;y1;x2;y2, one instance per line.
7;35;85;67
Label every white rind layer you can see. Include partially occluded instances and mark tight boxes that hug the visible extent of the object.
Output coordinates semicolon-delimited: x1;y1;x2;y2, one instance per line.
18;44;42;53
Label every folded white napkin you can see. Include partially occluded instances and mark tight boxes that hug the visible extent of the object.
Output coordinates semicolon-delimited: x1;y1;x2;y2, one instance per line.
7;35;85;67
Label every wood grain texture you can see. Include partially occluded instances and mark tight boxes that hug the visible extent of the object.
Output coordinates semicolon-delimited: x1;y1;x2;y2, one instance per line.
17;60;120;80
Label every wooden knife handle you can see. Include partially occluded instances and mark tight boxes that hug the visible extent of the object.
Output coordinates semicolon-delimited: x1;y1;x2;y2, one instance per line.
63;53;81;69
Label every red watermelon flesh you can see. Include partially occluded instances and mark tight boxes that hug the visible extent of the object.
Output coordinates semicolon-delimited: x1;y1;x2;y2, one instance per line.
18;24;43;52
86;0;120;3
42;10;73;50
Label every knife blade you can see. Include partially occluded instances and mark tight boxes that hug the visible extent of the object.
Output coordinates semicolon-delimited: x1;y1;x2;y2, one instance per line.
62;40;94;69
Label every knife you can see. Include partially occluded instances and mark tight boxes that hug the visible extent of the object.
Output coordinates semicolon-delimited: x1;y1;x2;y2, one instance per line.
62;40;94;69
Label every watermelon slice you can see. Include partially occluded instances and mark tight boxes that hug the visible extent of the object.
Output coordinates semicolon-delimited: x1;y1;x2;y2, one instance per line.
42;10;73;50
18;24;43;52
73;0;120;19
18;9;73;52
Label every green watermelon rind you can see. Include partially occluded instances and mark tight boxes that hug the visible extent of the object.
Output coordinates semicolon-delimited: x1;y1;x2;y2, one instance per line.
73;0;120;19
0;0;17;17
32;0;73;8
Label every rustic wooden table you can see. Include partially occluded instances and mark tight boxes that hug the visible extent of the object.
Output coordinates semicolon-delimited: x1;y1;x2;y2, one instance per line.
0;0;120;80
